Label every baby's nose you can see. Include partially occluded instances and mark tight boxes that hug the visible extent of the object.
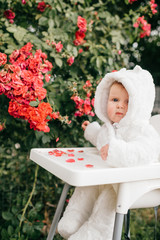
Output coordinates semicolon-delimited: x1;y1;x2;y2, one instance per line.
117;102;124;108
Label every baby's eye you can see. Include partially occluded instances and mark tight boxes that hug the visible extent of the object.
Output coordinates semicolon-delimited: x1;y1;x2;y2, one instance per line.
113;98;118;102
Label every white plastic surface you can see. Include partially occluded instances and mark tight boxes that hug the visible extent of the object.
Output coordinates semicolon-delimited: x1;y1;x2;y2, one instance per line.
116;179;160;213
30;147;160;187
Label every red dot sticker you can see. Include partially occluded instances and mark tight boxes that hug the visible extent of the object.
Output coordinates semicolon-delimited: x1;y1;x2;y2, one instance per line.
48;149;66;156
85;164;94;168
78;158;84;161
67;149;74;152
66;159;75;163
54;153;63;156
78;150;84;153
48;151;54;155
68;154;75;157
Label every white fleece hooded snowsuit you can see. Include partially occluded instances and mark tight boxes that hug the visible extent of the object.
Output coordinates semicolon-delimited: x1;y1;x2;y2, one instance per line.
58;66;160;240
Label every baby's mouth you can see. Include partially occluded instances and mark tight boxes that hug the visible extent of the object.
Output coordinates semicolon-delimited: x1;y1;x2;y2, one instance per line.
116;112;123;115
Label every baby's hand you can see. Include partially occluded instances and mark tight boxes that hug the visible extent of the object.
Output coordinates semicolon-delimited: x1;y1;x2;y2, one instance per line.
82;121;90;131
100;144;109;160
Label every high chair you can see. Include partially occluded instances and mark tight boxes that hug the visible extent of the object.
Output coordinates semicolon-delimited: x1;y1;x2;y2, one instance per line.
113;113;160;240
30;114;160;240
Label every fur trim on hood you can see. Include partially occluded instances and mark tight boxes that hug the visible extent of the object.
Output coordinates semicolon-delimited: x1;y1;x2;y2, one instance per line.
94;65;155;126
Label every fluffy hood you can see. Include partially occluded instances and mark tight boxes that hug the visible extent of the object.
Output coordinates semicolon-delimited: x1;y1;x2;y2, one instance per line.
94;65;155;126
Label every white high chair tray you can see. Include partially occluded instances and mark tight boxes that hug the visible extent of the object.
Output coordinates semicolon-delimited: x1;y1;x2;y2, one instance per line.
30;147;160;187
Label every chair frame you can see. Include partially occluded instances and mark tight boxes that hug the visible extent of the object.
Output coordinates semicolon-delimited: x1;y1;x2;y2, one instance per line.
30;147;160;239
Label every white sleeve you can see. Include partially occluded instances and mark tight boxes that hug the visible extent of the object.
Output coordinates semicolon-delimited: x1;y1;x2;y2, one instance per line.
84;121;101;146
107;126;160;168
96;125;110;150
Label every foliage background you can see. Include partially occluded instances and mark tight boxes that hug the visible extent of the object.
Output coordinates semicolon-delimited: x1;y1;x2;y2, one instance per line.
0;0;160;239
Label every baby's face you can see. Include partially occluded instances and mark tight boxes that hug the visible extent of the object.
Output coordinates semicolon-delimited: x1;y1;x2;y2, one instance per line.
107;83;129;123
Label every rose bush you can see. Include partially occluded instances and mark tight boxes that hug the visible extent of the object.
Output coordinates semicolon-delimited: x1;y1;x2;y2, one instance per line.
0;42;71;132
0;0;159;239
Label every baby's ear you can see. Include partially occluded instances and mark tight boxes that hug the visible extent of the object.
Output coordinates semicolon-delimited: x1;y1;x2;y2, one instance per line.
133;65;142;72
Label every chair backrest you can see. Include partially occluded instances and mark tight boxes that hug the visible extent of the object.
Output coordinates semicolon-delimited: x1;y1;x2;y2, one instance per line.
150;114;160;135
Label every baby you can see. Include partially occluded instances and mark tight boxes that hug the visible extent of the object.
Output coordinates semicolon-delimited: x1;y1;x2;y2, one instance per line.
58;66;160;240
82;81;129;161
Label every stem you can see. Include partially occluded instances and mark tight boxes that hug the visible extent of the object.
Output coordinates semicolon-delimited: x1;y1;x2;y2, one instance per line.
18;165;39;239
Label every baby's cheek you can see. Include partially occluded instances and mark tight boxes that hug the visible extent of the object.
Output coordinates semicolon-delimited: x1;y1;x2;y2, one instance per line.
107;108;114;118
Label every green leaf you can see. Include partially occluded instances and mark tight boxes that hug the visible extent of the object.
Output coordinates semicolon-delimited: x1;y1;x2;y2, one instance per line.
13;27;27;42
35;14;42;20
55;57;63;67
29;100;39;107
84;7;94;12
22;222;34;234
7;225;14;236
35;202;43;211
56;5;62;12
28;209;37;219
5;48;15;54
28;0;32;7
48;19;54;28
39;17;48;26
108;57;113;66
11;206;18;215
73;47;78;57
34;222;44;231
67;44;73;51
2;211;13;221
1;229;9;238
6;26;17;33
96;56;102;69
42;135;51;144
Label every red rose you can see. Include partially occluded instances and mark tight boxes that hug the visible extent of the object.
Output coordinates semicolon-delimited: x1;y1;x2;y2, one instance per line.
73;17;87;46
45;74;50;82
74;111;83;117
34;86;47;101
73;31;86;46
28;102;53;132
0;53;7;66
129;0;138;3
79;48;83;53
22;0;27;4
67;56;74;66
37;2;47;12
4;9;15;20
41;60;53;73
55;41;63;53
77;16;87;32
0;123;5;131
0;70;11;83
150;0;158;14
76;30;85;40
52;111;60;119
133;16;151;38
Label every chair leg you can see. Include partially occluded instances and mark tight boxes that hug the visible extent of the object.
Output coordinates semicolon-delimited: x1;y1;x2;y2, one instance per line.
112;213;124;240
47;183;71;240
124;210;130;240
